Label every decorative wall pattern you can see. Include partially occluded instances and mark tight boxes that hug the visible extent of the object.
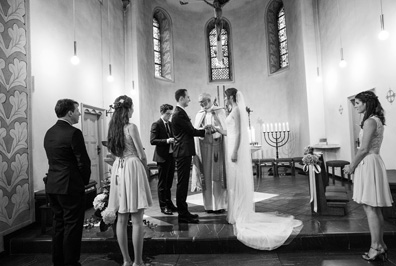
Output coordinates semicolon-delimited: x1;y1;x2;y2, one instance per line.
154;8;173;81
0;0;31;242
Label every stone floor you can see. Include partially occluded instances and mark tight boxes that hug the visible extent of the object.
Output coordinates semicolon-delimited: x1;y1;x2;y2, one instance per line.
1;250;396;265
2;166;396;265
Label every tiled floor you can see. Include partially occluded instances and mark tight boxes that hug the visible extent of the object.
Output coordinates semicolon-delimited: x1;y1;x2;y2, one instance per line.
2;166;396;265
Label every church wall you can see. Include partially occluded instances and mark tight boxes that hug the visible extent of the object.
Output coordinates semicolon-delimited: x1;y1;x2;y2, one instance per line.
29;0;125;191
133;0;312;161
318;0;396;169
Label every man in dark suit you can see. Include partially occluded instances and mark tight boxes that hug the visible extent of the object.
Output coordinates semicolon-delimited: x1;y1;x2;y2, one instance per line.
150;104;177;215
44;99;91;266
171;89;209;223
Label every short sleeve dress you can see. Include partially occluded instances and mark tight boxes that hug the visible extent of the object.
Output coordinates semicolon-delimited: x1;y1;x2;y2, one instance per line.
107;124;153;214
352;116;393;207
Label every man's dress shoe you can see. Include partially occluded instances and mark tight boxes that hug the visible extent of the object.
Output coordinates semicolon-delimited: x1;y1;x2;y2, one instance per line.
168;204;178;212
161;207;173;215
178;215;199;223
187;212;199;219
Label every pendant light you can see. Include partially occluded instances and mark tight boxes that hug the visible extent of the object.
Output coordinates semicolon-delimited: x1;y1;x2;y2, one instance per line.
378;0;389;40
70;0;80;65
107;0;114;82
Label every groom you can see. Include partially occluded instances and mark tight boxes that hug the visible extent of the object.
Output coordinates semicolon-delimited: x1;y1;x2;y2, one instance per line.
171;89;208;223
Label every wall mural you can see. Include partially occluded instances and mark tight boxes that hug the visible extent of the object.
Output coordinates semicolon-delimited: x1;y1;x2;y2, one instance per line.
0;0;32;251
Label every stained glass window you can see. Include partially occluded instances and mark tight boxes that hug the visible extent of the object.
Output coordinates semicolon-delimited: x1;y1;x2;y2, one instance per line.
207;19;232;82
267;1;289;74
153;9;173;80
277;7;288;68
153;17;162;78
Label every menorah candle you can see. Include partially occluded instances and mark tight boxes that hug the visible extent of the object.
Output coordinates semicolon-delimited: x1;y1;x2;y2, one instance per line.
282;123;286;131
274;123;278;132
270;123;273;132
286;122;289;131
262;123;266;133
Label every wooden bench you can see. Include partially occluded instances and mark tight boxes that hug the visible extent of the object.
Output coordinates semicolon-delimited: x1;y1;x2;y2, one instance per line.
309;157;349;216
35;180;97;234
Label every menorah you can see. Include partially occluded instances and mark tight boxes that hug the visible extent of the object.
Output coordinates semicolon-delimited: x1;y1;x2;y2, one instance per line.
262;123;290;159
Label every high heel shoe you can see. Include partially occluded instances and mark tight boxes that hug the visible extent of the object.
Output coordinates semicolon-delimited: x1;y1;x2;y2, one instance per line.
382;248;388;260
362;247;386;261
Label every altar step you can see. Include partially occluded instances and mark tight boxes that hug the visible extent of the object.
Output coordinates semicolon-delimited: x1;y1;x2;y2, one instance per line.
7;226;396;255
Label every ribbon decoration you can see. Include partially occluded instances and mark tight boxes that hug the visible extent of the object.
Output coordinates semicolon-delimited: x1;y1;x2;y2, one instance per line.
303;163;321;213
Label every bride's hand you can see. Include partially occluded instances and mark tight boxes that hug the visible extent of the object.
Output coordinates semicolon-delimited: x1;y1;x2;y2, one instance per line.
231;151;237;162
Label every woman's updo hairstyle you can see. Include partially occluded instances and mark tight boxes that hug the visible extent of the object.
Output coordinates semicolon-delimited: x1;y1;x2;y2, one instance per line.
225;88;238;103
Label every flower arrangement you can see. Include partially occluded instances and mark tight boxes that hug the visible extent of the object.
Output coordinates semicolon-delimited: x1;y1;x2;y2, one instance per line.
302;154;319;166
90;175;117;231
302;146;319;164
302;146;321;173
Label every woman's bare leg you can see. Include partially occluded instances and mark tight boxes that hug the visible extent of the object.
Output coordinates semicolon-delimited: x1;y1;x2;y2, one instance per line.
131;209;144;265
116;213;132;265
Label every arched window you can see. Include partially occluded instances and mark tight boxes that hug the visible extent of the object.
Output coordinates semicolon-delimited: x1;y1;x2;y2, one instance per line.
267;0;289;74
153;8;173;81
206;18;233;82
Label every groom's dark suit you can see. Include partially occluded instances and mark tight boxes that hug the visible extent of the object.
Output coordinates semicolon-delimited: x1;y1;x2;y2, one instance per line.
44;120;91;266
171;106;205;218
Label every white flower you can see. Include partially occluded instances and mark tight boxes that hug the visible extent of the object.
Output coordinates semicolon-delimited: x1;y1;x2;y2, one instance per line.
93;193;107;210
101;209;117;224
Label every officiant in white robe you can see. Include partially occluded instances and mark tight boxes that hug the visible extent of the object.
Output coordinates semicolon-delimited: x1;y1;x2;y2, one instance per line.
191;93;227;213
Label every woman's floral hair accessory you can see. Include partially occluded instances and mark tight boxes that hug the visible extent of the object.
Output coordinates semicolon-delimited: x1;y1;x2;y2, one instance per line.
113;98;124;109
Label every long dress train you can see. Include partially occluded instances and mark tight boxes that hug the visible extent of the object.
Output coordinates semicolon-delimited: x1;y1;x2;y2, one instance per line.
225;91;302;250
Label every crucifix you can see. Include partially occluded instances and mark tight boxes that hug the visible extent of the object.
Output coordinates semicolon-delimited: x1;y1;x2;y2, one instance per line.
180;0;230;62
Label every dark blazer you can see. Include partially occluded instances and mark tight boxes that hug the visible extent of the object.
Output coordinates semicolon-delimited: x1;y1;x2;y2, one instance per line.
150;118;173;163
44;120;91;194
171;106;205;158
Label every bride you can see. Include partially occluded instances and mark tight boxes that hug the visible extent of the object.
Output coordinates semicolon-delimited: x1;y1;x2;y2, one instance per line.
214;88;302;250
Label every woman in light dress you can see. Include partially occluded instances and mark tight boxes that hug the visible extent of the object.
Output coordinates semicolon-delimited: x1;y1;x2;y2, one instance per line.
344;90;392;261
214;88;302;250
105;95;153;266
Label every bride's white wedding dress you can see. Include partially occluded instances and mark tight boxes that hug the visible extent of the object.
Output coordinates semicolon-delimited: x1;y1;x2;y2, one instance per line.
225;92;302;250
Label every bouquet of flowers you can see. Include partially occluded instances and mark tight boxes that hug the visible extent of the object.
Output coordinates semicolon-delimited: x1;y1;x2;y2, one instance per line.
302;146;320;172
92;176;117;231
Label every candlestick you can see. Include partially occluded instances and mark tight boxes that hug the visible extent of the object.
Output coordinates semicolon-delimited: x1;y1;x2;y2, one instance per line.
223;85;226;107
217;85;219;106
263;128;290;159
